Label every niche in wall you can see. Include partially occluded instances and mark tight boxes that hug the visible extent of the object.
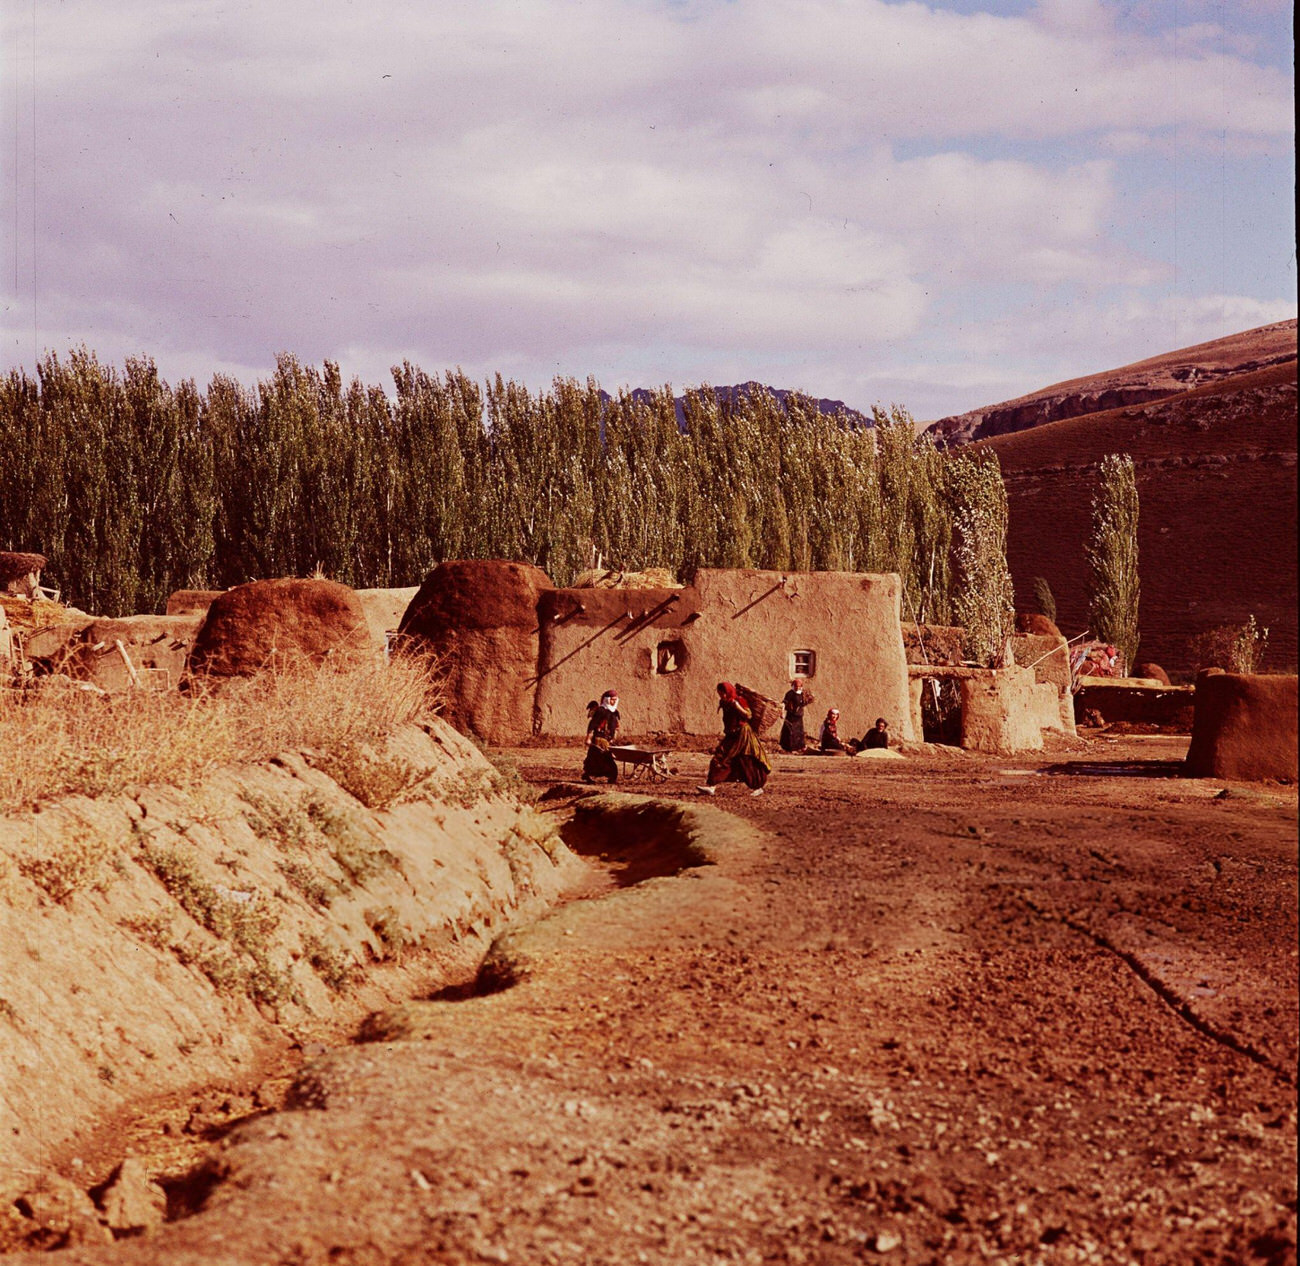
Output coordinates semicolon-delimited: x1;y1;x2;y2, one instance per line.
657;639;687;674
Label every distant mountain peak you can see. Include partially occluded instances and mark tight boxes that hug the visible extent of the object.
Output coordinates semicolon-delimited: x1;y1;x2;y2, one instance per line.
602;382;872;430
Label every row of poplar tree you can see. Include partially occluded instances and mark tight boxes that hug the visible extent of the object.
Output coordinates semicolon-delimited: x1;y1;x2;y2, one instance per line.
2;348;1023;658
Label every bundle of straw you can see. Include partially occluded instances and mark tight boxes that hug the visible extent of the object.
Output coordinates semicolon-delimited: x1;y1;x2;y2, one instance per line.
0;594;79;632
735;684;781;735
570;567;683;591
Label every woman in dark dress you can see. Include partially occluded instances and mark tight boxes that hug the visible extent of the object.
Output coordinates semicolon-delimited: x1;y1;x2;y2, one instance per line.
698;682;771;796
582;690;620;783
779;677;814;752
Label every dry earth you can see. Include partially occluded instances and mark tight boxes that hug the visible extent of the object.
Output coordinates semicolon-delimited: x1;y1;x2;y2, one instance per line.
7;734;1296;1265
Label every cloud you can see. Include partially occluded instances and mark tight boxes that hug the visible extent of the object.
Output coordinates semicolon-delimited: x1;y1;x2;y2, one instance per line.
939;290;1298;380
0;0;1293;416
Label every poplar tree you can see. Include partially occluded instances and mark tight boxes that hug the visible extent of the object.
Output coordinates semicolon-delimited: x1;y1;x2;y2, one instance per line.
1086;453;1140;673
948;452;1015;666
1;350;1014;628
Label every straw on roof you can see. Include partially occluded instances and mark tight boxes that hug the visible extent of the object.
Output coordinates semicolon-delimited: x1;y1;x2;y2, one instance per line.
570;566;682;591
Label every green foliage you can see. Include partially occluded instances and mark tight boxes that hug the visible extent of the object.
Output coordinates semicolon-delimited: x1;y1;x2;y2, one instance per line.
2;354;1013;637
301;931;354;990
1086;454;1141;673
142;843;293;1004
948;453;1015;666
141;845;278;961
277;859;337;908
1031;576;1057;624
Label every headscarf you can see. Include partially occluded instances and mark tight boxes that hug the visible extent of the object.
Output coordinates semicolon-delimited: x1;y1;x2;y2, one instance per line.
717;681;739;705
600;689;619;711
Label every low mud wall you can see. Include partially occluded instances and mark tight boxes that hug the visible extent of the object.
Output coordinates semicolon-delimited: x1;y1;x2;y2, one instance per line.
0;719;586;1191
1185;671;1299;781
1075;682;1196;730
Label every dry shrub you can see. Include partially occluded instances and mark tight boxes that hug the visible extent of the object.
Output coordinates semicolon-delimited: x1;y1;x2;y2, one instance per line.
313;746;426;811
1186;616;1270;674
0;656;439;814
17;828;111;902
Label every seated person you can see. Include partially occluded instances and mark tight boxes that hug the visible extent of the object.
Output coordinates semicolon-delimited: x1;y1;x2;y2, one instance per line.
818;708;846;753
850;717;890;752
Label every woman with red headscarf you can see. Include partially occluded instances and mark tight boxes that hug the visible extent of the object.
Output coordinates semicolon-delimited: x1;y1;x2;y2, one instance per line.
697;682;771;797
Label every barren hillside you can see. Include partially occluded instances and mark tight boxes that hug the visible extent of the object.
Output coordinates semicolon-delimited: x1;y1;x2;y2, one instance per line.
977;358;1298;673
926;319;1296;447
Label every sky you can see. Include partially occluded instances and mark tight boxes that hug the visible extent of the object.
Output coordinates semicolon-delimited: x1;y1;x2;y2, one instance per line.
1;0;1294;422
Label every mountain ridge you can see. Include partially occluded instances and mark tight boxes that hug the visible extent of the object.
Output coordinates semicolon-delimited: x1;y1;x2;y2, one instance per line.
601;381;873;430
925;319;1297;448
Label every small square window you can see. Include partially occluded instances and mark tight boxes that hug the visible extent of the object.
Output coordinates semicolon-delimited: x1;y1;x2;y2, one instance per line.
791;649;816;678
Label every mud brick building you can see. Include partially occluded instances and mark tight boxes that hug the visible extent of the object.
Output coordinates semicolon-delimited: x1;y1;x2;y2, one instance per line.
398;561;916;745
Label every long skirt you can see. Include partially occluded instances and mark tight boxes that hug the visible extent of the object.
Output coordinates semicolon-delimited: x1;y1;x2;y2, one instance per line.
583;740;618;783
778;716;806;752
707;725;771;790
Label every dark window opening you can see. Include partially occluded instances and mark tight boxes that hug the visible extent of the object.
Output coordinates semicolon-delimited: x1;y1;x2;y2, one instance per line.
657;639;687;674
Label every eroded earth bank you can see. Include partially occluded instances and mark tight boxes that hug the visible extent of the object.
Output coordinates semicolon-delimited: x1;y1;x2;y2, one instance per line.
4;735;1298;1265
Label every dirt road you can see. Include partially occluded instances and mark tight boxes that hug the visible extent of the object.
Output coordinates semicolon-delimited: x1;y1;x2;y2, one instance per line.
16;736;1299;1265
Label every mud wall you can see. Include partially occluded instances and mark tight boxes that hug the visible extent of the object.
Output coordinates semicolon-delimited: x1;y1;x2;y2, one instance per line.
534;568;915;741
62;615;203;691
0;719;585;1184
1185;671;1298;781
1010;631;1075;734
960;664;1059;754
355;587;420;650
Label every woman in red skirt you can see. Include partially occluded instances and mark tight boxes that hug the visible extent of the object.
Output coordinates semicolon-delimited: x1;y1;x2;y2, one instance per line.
698;682;771;797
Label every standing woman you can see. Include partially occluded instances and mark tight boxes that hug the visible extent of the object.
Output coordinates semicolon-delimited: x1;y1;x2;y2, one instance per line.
582;690;621;783
779;677;814;752
698;682;771;797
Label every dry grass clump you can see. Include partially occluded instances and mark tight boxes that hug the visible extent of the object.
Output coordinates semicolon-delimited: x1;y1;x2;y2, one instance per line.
313;745;427;811
1187;616;1270;674
0;656;437;814
17;828;112;902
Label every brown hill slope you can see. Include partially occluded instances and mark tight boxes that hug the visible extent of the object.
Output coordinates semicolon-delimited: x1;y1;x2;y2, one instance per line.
978;359;1298;674
929;319;1296;447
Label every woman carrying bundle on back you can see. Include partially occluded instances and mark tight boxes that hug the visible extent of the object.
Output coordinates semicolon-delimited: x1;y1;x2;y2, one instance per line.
697;681;771;797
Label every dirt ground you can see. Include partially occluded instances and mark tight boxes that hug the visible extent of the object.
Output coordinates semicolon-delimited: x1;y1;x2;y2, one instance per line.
10;733;1298;1265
